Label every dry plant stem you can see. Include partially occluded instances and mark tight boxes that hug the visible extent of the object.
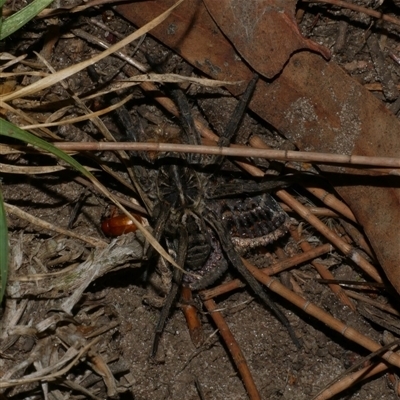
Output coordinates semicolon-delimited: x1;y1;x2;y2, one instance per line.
339;219;375;259
181;287;204;347
262;242;333;275
345;290;400;317
313;340;400;400
303;186;356;222
314;362;390;400
35;0;129;18
202;298;261;400
314;339;400;399
289;226;356;311
280;203;339;218
73;176;147;215
306;0;400;27
0;163;66;174
276;190;382;283
0;0;186;102
0;100;61;140
5;203;107;248
243;258;400;368
21;94;134;130
53;141;400;169
200;243;333;301
0;337;101;388
71;28;260;176
249;136;358;222
200;279;245;300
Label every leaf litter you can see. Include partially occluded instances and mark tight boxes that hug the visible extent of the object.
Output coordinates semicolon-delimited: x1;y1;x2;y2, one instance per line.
1;0;400;399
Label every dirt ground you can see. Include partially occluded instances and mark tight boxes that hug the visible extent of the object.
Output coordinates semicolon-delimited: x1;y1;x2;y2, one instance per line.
1;0;400;399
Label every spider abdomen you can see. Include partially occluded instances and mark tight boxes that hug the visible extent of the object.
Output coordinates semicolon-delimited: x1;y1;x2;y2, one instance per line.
212;194;290;251
184;225;228;290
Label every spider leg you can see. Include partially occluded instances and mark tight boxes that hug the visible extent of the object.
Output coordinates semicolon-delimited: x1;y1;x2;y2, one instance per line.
169;86;202;148
204;210;301;349
218;74;258;148
207;177;293;199
145;203;170;260
151;225;188;357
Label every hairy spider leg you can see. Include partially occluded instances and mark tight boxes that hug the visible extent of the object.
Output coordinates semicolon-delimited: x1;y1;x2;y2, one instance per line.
219;74;258;148
205;212;301;348
152;223;187;357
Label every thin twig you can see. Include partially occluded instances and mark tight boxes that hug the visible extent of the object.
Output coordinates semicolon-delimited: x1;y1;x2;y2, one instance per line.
314;340;400;399
50;141;400;170
276;190;382;283
305;0;400;27
200;243;333;300
243;258;400;369
202;298;261;400
289;226;356;311
302;186;356;222
181;287;204;347
5;203;107;248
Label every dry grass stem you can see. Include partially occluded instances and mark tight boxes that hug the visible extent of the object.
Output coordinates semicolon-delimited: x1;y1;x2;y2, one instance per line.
6;234;143;301
0;337;101;388
52;141;400;170
200;243;333;301
5;203;106;248
181;287;204;347
314;340;400;399
314;362;389;400
339;219;375;259
303;186;357;222
345;290;400;317
289;226;356;311
0;0;186;102
200;279;245;301
202;298;261;400
276;190;382;283
244;259;400;368
262;242;333;275
21;94;134;130
0;163;66;174
280;203;340;218
306;0;400;26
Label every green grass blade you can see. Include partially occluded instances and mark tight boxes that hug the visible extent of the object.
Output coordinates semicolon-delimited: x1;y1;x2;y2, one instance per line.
0;187;8;304
0;0;54;40
0;117;93;178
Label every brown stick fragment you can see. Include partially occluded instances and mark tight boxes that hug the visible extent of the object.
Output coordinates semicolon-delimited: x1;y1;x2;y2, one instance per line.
314;362;389;399
201;243;334;301
289;226;356;311
200;244;332;300
202;298;261;400
345;291;400;317
200;279;245;301
303;186;356;222
276;189;382;283
181;287;204;348
305;0;400;27
262;243;332;276
242;258;400;369
339;219;375;260
53;141;400;170
280;203;339;218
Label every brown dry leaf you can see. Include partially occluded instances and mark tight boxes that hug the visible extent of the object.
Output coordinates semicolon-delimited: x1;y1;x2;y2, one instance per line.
202;0;330;78
116;0;400;295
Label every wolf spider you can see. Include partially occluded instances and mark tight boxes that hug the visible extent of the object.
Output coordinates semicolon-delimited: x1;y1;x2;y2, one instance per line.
121;74;299;355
